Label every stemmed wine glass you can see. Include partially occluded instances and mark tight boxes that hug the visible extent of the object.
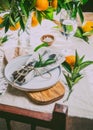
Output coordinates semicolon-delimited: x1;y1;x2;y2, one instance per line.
60;9;77;40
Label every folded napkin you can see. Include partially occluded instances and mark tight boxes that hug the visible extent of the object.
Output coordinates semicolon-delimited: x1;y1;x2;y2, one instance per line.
26;47;65;69
12;47;65;85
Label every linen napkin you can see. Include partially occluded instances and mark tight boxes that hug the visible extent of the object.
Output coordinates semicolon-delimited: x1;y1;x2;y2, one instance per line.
0;49;8;95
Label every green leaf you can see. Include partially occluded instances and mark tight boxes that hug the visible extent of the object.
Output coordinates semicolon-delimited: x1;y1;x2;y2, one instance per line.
34;53;56;67
4;17;10;33
36;11;42;24
79;55;85;63
20;2;28;18
83;30;93;36
64;74;73;90
74;50;80;67
0;0;10;10
44;7;54;20
15;16;20;23
71;4;77;19
77;6;84;23
81;0;88;4
0;22;4;28
21;0;25;3
82;36;89;43
62;61;72;73
34;54;43;67
0;35;8;44
19;16;25;31
72;67;81;77
65;0;72;3
29;0;36;10
62;49;93;101
73;74;83;85
43;59;56;66
74;27;83;38
75;27;89;43
79;61;93;71
34;42;49;52
56;6;61;14
39;54;42;63
9;16;15;26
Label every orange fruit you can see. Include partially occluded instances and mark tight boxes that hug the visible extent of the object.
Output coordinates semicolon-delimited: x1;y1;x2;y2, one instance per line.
35;0;49;11
51;0;58;9
82;21;93;32
31;12;39;27
65;55;76;66
9;21;20;31
0;16;4;30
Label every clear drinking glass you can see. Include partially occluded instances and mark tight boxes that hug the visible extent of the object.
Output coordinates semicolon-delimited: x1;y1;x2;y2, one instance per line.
17;13;32;54
60;9;77;40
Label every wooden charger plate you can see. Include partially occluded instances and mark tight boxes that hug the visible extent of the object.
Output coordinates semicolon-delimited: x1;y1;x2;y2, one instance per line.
27;81;65;105
4;47;65;105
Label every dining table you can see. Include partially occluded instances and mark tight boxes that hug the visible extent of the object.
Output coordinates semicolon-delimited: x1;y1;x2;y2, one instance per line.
0;12;93;130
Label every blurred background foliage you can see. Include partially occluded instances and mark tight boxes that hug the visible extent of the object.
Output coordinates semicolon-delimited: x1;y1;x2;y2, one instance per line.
0;0;88;32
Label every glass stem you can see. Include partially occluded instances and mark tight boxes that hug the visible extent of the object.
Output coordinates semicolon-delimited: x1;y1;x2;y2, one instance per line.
17;29;22;46
25;13;31;48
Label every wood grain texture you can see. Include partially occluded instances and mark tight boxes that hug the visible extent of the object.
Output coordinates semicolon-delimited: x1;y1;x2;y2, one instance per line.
27;81;65;105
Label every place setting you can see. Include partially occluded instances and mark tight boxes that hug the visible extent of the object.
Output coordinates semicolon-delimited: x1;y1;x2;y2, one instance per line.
3;46;67;104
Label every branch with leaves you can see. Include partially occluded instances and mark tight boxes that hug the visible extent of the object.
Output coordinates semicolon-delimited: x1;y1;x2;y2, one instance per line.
57;0;88;23
0;35;8;45
62;50;93;101
74;26;93;43
0;0;89;32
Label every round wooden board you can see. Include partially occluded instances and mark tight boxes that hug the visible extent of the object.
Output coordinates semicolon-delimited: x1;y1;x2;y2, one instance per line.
26;81;65;105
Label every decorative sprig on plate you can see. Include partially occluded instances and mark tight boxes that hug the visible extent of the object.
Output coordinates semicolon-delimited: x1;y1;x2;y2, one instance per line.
12;52;56;85
62;50;93;101
34;42;49;52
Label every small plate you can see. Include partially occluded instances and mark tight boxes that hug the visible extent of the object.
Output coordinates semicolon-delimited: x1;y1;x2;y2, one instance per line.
4;54;62;91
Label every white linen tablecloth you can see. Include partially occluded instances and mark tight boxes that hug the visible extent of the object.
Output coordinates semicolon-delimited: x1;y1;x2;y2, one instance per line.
0;19;93;119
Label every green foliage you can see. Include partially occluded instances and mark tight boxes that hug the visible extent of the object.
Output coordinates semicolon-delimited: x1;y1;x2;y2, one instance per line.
83;30;93;36
0;0;89;32
34;42;49;52
0;35;8;45
52;25;90;43
43;7;54;20
34;54;56;67
0;0;36;32
57;0;87;23
74;26;89;43
0;0;10;11
62;50;93;101
77;6;84;23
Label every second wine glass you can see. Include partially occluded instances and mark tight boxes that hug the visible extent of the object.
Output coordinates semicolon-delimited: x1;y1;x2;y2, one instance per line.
60;10;77;40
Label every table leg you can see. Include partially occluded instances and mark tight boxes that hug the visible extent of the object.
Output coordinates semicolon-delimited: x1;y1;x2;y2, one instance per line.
31;124;36;130
6;119;11;130
51;103;68;130
0;103;68;130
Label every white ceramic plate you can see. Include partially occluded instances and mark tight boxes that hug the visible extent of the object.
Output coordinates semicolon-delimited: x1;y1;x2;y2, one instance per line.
4;54;62;91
